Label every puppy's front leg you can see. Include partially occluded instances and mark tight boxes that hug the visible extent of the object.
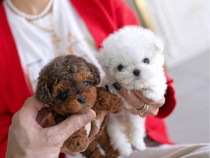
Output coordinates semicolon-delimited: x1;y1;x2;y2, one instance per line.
107;114;133;156
128;113;146;151
64;127;89;152
142;77;167;102
94;87;123;113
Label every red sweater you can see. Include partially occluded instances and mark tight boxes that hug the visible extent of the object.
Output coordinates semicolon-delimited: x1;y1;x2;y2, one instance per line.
0;0;176;157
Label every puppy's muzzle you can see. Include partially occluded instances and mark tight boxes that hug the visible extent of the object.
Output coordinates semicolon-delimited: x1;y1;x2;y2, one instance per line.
133;69;140;77
77;96;86;104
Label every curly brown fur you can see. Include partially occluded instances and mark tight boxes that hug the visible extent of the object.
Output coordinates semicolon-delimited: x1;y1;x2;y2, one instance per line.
35;55;123;153
82;139;105;158
64;127;89;151
93;87;123;114
82;115;109;158
82;86;123;158
81;87;123;157
99;127;119;158
82;116;119;158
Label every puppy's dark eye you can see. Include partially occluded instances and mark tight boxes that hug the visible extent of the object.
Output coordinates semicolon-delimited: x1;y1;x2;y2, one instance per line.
83;80;91;87
57;92;68;101
143;58;150;64
118;64;124;71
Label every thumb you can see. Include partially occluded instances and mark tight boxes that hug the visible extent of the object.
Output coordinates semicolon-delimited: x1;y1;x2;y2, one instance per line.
18;96;47;125
48;109;96;142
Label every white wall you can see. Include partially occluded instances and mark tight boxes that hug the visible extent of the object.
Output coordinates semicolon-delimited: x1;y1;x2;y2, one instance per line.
166;52;209;144
145;0;209;68
125;0;210;69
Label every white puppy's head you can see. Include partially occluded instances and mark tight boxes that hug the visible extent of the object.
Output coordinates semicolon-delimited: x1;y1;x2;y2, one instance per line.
99;26;165;89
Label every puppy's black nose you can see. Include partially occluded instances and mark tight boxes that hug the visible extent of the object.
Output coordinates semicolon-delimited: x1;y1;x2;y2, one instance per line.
77;96;86;104
133;69;140;77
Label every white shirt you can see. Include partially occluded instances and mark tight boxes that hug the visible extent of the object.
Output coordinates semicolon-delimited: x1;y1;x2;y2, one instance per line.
4;0;103;92
5;1;104;157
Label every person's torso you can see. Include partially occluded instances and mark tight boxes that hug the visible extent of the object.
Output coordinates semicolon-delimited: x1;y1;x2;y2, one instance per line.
4;0;103;92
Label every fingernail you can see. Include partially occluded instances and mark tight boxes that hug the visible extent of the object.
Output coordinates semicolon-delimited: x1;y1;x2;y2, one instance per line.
86;110;96;121
113;83;121;90
105;85;110;92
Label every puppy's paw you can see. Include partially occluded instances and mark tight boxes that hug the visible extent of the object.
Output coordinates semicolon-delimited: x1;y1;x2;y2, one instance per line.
118;143;133;156
64;129;89;152
143;89;162;102
131;139;146;151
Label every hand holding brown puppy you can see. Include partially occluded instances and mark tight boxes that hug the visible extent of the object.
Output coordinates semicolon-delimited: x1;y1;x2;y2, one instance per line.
5;96;96;158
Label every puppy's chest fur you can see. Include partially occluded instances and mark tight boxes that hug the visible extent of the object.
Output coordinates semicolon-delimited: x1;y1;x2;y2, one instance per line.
107;83;146;132
106;86;146;156
107;81;140;110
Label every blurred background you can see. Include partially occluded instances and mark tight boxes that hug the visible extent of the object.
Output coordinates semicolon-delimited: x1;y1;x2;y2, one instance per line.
125;0;209;144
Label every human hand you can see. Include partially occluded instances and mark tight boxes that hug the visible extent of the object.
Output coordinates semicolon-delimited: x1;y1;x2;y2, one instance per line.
5;96;96;158
88;111;107;142
113;83;165;117
62;111;107;156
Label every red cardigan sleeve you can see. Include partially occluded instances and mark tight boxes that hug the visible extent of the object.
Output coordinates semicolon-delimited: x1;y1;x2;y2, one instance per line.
0;104;11;158
157;71;177;118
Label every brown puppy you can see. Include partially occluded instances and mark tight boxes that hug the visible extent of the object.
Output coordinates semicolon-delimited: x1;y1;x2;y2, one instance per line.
35;55;123;152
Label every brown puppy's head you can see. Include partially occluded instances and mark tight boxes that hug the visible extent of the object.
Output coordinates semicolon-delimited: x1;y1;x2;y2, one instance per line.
35;55;101;115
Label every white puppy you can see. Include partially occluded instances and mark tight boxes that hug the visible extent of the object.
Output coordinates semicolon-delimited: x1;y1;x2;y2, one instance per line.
98;26;167;156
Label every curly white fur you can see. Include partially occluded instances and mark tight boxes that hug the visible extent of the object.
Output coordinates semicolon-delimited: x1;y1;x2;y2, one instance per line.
98;26;167;156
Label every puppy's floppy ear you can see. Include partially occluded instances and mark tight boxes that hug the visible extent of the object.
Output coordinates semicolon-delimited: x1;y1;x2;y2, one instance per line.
153;36;164;53
35;75;53;105
86;61;101;85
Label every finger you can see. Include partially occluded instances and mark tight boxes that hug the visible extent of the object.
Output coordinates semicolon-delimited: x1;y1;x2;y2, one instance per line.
48;109;96;142
21;96;48;120
61;146;78;156
16;96;48;129
132;90;157;104
148;105;159;116
113;85;144;109
128;106;149;118
127;108;140;115
89;111;107;140
97;111;107;126
36;110;56;128
157;97;165;108
23;96;46;111
133;90;166;107
89;122;99;141
113;83;163;114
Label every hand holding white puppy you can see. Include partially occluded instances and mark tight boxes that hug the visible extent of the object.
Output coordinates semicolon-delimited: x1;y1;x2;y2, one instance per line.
113;83;165;117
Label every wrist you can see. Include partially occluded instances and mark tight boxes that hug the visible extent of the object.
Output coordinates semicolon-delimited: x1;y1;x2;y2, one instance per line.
6;150;27;158
6;149;59;158
24;149;59;158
